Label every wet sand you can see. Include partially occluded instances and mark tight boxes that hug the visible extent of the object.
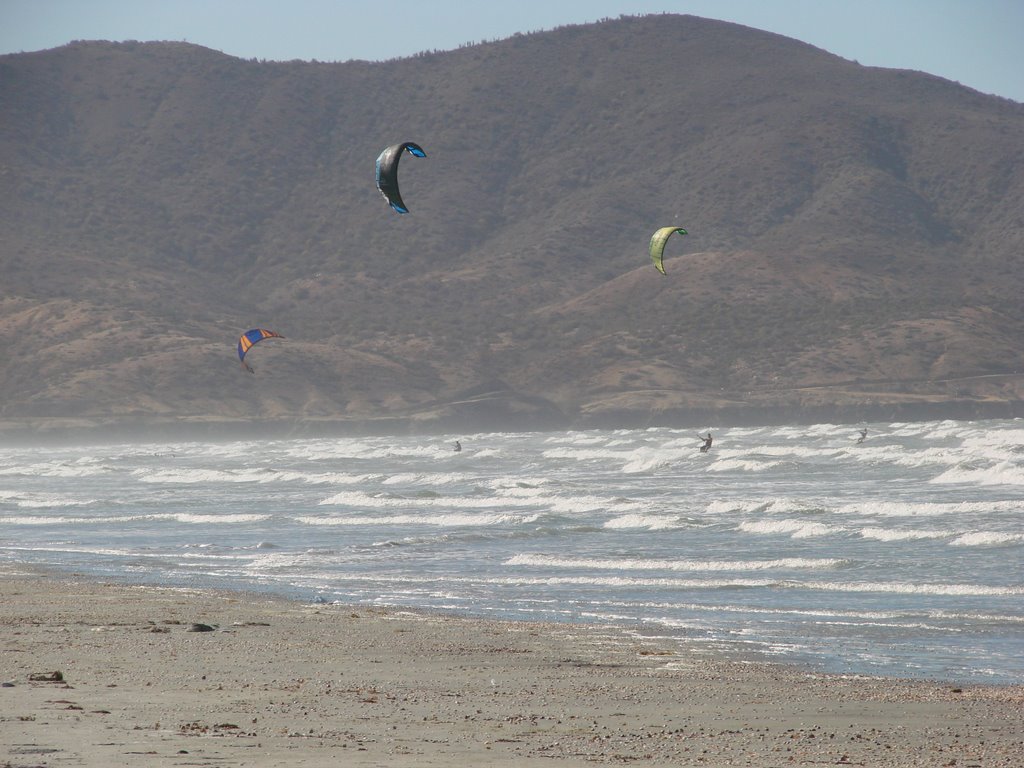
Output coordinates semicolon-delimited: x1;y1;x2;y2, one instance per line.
2;571;1021;766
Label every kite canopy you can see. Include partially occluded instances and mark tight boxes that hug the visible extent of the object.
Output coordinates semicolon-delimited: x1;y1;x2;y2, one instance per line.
375;141;427;214
237;328;284;373
649;226;688;275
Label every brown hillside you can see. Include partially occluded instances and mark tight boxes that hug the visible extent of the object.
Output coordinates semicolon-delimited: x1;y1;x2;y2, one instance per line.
2;14;1023;436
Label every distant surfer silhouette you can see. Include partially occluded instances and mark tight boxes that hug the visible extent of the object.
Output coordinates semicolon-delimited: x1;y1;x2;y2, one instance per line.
698;432;713;453
453;440;462;453
856;428;867;444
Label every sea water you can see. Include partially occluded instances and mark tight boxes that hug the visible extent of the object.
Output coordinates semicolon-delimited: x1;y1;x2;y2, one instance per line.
1;419;1021;684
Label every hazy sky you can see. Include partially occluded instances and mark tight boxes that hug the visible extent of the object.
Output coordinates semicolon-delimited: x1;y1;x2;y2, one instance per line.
2;0;1021;103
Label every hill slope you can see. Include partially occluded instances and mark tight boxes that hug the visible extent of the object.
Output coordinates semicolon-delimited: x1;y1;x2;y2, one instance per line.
2;14;1023;436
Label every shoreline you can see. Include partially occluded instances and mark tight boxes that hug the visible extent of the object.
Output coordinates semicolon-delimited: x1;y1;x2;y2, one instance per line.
2;570;1022;766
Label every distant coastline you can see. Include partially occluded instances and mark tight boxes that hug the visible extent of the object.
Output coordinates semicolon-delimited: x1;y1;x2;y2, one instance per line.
2;396;1020;446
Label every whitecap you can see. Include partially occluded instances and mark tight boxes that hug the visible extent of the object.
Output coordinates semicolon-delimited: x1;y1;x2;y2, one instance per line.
603;514;685;531
706;458;784;472
857;527;952;542
931;460;1024;487
737;520;836;538
949;531;1024;547
505;553;845;571
297;512;540;527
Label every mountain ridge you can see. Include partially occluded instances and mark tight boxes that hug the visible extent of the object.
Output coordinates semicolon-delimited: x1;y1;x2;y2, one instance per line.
2;14;1023;437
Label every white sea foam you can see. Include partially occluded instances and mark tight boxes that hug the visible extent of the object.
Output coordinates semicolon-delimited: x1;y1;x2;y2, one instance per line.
622;449;675;473
799;581;1023;597
487;476;553;491
506;554;845;571
0;491;97;508
0;460;112;478
317;490;542;509
949;531;1024;547
541;447;632;462
857;527;952;542
276;471;383;485
962;429;1024;449
737;519;836;538
545;434;608;446
864;446;965;469
297;512;540;527
468;447;502;458
706;458;784;472
166;513;272;524
716;445;840;460
479;575;784;589
134;468;272;484
931;460;1024;487
603;514;686;531
0;513;168;525
494;485;550;499
706;498;816;515
381;472;470;486
705;499;767;514
835;499;1024;517
888;420;970;441
547;495;644;515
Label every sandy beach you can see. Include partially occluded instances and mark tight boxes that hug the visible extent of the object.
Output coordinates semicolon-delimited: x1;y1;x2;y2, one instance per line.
1;570;1021;767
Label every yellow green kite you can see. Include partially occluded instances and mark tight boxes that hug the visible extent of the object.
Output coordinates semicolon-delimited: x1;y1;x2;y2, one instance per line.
649;226;688;275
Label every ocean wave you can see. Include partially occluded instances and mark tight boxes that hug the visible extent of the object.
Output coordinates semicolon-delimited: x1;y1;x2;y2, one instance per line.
949;531;1024;547
857;527;952;542
930;460;1024;486
506;554;846;571
799;580;1024;597
705;498;819;515
622;449;675;473
603;514;686;531
473;574;785;589
381;471;471;486
165;513;273;524
867;446;966;469
541;447;633;462
278;471;384;485
0;511;274;526
0;491;97;508
604;598;1024;624
835;499;1024;517
962;429;1024;449
297;512;540;527
0;460;113;478
134;467;275;484
317;490;543;509
493;485;550;499
316;488;637;516
544;433;609;446
737;519;836;538
889;420;971;440
706;458;785;473
0;513;132;525
716;445;841;460
547;495;644;515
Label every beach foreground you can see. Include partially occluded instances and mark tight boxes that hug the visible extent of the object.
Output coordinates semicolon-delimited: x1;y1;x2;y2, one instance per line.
2;573;1021;767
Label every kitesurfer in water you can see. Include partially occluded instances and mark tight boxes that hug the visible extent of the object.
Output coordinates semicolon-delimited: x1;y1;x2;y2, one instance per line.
453;440;462;453
856;428;868;444
698;432;713;453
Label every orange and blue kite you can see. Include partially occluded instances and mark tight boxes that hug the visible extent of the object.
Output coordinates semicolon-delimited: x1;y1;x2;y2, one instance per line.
237;328;284;373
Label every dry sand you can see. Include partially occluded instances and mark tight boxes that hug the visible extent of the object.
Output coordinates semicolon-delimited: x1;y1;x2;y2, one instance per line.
1;571;1021;767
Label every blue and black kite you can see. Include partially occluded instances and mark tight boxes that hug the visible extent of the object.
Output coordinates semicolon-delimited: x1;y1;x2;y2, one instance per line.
375;141;427;214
